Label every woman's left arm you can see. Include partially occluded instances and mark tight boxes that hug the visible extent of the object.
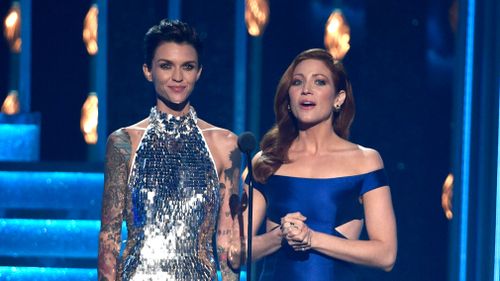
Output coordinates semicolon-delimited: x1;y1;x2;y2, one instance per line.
318;186;396;271
283;186;397;271
213;133;242;281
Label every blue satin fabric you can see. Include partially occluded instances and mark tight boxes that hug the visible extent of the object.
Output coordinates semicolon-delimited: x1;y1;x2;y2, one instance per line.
253;169;388;281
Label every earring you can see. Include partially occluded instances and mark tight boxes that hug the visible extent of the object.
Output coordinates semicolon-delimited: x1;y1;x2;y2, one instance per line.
287;104;291;112
334;104;341;112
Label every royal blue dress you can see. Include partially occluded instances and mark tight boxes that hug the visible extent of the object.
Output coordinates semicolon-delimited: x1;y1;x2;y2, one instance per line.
253;169;388;281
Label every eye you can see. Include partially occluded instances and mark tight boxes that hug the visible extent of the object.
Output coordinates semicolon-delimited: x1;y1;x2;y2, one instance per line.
182;63;196;71
315;79;327;86
159;62;172;70
291;79;302;86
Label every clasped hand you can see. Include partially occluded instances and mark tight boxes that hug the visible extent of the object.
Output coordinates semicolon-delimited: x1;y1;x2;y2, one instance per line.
280;212;313;252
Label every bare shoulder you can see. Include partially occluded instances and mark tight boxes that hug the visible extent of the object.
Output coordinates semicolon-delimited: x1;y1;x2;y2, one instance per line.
105;128;132;168
353;145;384;171
197;118;238;150
108;118;149;152
252;150;263;165
197;119;240;174
122;118;148;138
125;118;149;130
107;128;131;147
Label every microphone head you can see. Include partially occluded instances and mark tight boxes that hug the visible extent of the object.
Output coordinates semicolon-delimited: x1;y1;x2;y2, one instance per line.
237;131;257;154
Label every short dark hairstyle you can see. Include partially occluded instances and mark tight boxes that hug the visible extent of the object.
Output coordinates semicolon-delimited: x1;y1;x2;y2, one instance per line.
143;19;203;69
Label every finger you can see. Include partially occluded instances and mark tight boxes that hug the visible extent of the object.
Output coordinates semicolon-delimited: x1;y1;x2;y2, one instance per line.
287;221;308;236
283;212;307;222
287;212;307;221
280;218;296;227
288;239;308;246
285;230;307;242
280;221;294;232
282;220;301;235
285;221;304;234
287;232;306;242
287;227;311;244
287;239;308;248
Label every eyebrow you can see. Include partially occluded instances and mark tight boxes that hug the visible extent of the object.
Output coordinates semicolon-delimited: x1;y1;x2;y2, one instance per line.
292;73;329;79
155;59;198;65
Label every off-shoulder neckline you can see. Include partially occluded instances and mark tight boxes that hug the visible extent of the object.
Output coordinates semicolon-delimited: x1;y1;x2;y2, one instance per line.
270;168;384;181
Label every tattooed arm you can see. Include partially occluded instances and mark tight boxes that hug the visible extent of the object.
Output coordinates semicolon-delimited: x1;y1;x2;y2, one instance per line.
215;133;242;281
98;129;131;281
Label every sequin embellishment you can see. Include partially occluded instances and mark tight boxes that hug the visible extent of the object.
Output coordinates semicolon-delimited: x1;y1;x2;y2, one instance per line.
120;107;220;280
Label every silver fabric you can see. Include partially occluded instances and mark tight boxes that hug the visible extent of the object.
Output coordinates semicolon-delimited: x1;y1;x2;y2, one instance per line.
120;107;220;281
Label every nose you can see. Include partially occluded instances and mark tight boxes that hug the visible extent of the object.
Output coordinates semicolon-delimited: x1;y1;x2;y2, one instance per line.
301;81;312;95
172;68;183;82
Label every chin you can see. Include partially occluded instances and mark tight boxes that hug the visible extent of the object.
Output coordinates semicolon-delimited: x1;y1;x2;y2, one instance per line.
297;117;329;129
169;99;186;105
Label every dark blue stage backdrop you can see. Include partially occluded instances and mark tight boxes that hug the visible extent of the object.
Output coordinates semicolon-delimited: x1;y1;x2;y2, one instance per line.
0;1;460;280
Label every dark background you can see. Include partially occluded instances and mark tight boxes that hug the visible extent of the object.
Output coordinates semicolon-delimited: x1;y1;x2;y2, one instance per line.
0;0;456;280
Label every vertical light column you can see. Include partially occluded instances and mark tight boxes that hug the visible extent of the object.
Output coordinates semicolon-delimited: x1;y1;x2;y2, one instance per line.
19;0;31;113
245;0;269;138
168;0;181;20
95;0;107;160
450;0;499;279
233;0;247;135
458;0;475;279
248;36;262;140
495;78;500;281
82;2;104;160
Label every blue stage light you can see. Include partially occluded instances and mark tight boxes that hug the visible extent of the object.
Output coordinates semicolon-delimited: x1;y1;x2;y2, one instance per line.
494;80;500;281
0;219;100;258
0;124;39;161
458;0;475;280
0;267;97;281
0;171;103;215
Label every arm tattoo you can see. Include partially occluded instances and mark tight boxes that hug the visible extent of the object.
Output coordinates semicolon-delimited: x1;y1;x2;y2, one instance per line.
224;147;242;188
98;129;131;281
217;145;242;280
218;245;239;281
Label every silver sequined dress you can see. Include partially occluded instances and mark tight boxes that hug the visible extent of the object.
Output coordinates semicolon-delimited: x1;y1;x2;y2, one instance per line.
120;107;220;280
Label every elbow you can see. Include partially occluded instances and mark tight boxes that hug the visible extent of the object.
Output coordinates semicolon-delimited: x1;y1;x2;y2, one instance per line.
382;262;395;272
227;242;245;271
217;238;245;271
380;248;397;272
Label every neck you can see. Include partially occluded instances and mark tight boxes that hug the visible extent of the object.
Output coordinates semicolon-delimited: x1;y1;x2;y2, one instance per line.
294;121;341;154
156;96;191;117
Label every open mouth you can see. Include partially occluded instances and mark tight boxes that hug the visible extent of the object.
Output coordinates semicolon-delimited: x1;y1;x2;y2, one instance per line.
300;100;316;108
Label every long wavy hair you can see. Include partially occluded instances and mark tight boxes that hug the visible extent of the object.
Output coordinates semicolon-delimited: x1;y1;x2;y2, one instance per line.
253;48;355;183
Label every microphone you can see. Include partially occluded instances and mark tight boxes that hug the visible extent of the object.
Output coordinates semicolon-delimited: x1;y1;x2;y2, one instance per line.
237;131;257;154
237;132;257;281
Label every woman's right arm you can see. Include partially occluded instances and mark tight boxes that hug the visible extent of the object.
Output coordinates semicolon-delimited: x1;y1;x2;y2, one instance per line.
97;130;131;281
241;152;283;262
248;188;283;261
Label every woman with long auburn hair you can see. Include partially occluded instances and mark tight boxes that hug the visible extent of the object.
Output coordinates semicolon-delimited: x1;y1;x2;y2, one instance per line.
240;48;397;280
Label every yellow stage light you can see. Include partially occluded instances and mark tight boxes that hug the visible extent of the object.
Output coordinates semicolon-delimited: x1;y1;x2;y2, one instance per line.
4;2;21;53
324;10;350;61
245;0;269;37
441;173;454;220
81;93;98;144
83;4;98;55
1;90;20;115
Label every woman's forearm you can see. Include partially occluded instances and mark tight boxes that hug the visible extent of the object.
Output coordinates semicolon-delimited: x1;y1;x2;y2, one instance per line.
251;227;283;261
311;231;397;271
